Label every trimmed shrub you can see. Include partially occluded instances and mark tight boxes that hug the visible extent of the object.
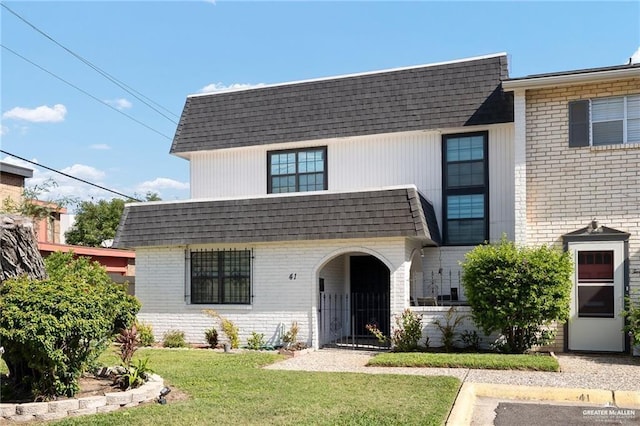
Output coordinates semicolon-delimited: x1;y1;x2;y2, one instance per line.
247;332;265;350
162;330;187;348
367;309;425;351
0;252;140;399
137;322;156;347
461;237;572;353
204;327;218;348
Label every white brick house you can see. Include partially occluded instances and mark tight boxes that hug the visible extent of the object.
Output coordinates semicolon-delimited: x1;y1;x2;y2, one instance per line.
115;53;515;349
115;54;638;352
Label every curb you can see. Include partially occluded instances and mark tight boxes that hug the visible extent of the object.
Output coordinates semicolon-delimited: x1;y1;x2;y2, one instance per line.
447;383;640;426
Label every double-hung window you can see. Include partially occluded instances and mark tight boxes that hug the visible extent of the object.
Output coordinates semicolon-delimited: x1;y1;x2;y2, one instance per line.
442;132;489;245
268;147;327;193
569;94;640;147
190;249;251;304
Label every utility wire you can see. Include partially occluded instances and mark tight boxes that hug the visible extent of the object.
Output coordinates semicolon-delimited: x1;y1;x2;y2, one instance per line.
0;150;143;202
1;44;173;141
1;3;180;124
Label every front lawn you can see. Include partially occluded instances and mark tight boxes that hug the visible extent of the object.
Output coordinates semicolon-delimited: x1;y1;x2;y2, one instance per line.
368;352;559;371
47;349;459;426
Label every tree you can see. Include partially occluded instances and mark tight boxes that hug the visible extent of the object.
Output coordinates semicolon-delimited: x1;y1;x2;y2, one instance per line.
65;192;161;247
65;198;125;246
1;179;76;232
461;237;573;353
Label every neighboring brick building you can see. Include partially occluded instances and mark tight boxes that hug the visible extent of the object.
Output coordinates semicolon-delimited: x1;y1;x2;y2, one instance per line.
0;161;33;205
504;62;640;352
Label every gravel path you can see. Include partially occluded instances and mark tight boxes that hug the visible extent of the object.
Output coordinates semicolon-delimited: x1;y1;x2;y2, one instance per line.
264;349;640;392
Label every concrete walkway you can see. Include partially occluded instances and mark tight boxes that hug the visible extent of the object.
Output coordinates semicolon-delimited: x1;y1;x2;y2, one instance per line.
265;349;640;425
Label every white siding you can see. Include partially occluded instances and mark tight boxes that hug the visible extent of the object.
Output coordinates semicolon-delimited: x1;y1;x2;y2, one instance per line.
190;148;266;198
190;125;515;239
489;124;515;241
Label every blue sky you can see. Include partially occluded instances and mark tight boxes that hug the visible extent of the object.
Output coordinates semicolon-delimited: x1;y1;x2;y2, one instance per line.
1;1;639;208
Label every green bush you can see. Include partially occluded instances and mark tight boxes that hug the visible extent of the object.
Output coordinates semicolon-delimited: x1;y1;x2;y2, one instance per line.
367;309;425;351
0;252;140;399
433;307;467;352
202;310;240;349
137;322;155;347
392;309;424;351
162;330;187;348
247;332;265;350
461;237;572;354
622;293;640;347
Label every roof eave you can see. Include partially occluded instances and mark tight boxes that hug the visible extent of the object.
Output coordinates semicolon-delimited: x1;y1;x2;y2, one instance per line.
503;67;640;90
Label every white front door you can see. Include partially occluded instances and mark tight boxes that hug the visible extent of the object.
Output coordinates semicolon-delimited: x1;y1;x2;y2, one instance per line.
568;241;625;352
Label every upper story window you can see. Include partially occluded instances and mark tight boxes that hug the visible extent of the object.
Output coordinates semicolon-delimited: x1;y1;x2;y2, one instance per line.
268;147;327;194
442;132;489;246
569;94;640;147
190;249;251;305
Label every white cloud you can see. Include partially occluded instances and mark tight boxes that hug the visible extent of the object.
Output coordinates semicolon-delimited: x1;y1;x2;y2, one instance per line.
60;164;106;181
10;161;113;209
90;144;111;150
198;82;265;94
104;98;132;110
137;177;189;193
630;46;640;64
2;104;67;123
0;125;8;136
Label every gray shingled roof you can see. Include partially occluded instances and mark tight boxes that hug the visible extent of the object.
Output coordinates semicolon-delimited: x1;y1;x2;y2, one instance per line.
113;187;441;249
171;55;512;154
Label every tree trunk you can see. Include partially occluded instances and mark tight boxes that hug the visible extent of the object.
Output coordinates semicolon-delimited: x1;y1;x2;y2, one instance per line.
1;214;47;282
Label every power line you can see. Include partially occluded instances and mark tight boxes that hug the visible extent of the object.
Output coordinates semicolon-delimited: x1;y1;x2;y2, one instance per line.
1;150;143;202
1;3;180;124
1;44;173;141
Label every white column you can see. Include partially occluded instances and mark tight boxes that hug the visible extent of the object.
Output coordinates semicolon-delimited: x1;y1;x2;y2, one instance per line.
513;89;527;245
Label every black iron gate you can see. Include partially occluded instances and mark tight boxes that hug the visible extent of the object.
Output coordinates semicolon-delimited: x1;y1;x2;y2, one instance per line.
319;292;391;349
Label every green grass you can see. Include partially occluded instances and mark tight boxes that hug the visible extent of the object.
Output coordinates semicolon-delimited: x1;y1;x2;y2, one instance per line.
367;352;559;371
35;349;460;426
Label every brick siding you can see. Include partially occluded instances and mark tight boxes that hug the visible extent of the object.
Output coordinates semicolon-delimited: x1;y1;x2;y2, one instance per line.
525;77;640;351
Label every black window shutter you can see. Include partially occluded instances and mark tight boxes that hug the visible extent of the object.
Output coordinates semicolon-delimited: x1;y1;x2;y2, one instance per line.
568;100;590;147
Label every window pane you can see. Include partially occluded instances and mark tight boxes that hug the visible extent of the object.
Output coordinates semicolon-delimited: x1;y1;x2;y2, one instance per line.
447;161;484;188
592;97;623;122
628;95;640;119
628;118;640;143
447;194;484;219
271;153;296;175
272;175;296;193
446;136;484;162
446;219;485;245
578;286;614;318
221;250;250;304
191;251;219;304
593;121;623;145
577;251;613;282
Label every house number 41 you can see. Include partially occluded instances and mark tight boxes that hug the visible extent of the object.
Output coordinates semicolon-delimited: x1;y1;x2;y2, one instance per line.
289;273;297;280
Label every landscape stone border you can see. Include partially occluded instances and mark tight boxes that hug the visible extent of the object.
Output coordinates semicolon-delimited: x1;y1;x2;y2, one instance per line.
0;373;165;422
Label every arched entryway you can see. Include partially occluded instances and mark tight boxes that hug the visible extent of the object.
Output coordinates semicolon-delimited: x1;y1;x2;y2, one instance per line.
316;252;391;349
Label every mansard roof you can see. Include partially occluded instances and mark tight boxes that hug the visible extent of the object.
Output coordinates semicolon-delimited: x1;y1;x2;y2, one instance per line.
113;186;441;248
171;54;512;155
